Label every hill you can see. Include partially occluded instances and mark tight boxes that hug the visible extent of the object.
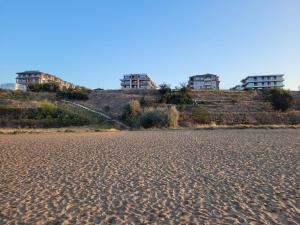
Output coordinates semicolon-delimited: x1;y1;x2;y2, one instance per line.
75;89;300;126
0;90;115;129
1;89;299;128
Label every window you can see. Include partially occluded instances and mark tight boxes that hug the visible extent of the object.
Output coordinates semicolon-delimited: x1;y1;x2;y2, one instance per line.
254;82;257;86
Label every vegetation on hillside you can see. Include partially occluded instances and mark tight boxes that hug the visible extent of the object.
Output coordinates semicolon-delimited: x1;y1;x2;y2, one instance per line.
121;99;180;129
158;83;193;105
262;88;294;111
0;97;113;128
121;100;142;127
26;82;91;100
27;82;60;92
57;87;91;100
192;106;212;124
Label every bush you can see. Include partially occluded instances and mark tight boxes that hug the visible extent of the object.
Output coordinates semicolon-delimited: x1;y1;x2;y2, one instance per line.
140;110;166;128
140;96;157;106
161;92;193;105
159;83;172;95
179;82;192;94
263;88;293;111
166;106;179;128
270;89;293;111
28;82;60;92
121;100;142;127
39;100;58;118
57;88;89;100
192;106;211;124
128;100;142;116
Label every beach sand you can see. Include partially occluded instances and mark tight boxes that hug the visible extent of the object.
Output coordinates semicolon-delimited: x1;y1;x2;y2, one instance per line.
0;130;299;224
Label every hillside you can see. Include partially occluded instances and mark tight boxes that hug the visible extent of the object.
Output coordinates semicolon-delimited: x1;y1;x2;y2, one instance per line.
1;89;299;128
0;90;115;128
75;89;300;126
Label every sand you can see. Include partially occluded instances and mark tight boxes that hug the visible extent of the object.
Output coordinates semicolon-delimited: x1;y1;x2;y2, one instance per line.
0;130;299;224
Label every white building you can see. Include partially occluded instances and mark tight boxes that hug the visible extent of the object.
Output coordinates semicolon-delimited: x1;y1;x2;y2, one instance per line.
120;74;157;89
188;74;220;90
0;83;27;91
241;74;284;90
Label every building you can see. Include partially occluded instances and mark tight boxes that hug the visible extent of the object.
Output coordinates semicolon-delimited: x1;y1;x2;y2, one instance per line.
0;83;27;91
188;74;220;90
120;74;157;89
241;74;284;90
16;70;75;89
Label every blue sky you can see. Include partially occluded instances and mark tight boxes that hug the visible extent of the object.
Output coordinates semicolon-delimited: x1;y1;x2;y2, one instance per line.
0;0;299;90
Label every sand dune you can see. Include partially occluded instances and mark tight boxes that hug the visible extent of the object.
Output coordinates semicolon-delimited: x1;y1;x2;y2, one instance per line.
0;130;299;224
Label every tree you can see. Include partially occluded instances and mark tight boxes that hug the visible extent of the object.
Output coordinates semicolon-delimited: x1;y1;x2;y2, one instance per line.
159;83;172;95
179;82;192;94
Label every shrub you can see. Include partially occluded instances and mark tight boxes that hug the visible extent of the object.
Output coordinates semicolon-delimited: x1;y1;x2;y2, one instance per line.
179;82;192;94
263;88;294;111
121;100;142;127
192;106;211;124
159;83;172;95
162;92;193;105
57;89;89;100
166;106;179;128
128;100;142;116
28;82;60;92
140;96;157;106
140;110;166;128
39;100;58;118
270;89;293;111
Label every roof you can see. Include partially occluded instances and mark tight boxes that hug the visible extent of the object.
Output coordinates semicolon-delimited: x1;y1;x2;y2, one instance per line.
16;70;42;74
189;74;219;79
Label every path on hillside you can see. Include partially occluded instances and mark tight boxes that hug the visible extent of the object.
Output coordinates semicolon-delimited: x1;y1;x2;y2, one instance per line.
61;100;129;129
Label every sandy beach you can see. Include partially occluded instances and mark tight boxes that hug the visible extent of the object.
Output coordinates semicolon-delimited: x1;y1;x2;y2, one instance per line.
0;130;299;224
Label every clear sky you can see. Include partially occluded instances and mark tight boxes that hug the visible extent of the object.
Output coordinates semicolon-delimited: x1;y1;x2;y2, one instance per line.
0;0;299;90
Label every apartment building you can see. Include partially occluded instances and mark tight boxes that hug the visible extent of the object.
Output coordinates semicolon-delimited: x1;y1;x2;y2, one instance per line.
241;74;284;90
188;74;220;90
16;71;75;89
120;74;157;89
